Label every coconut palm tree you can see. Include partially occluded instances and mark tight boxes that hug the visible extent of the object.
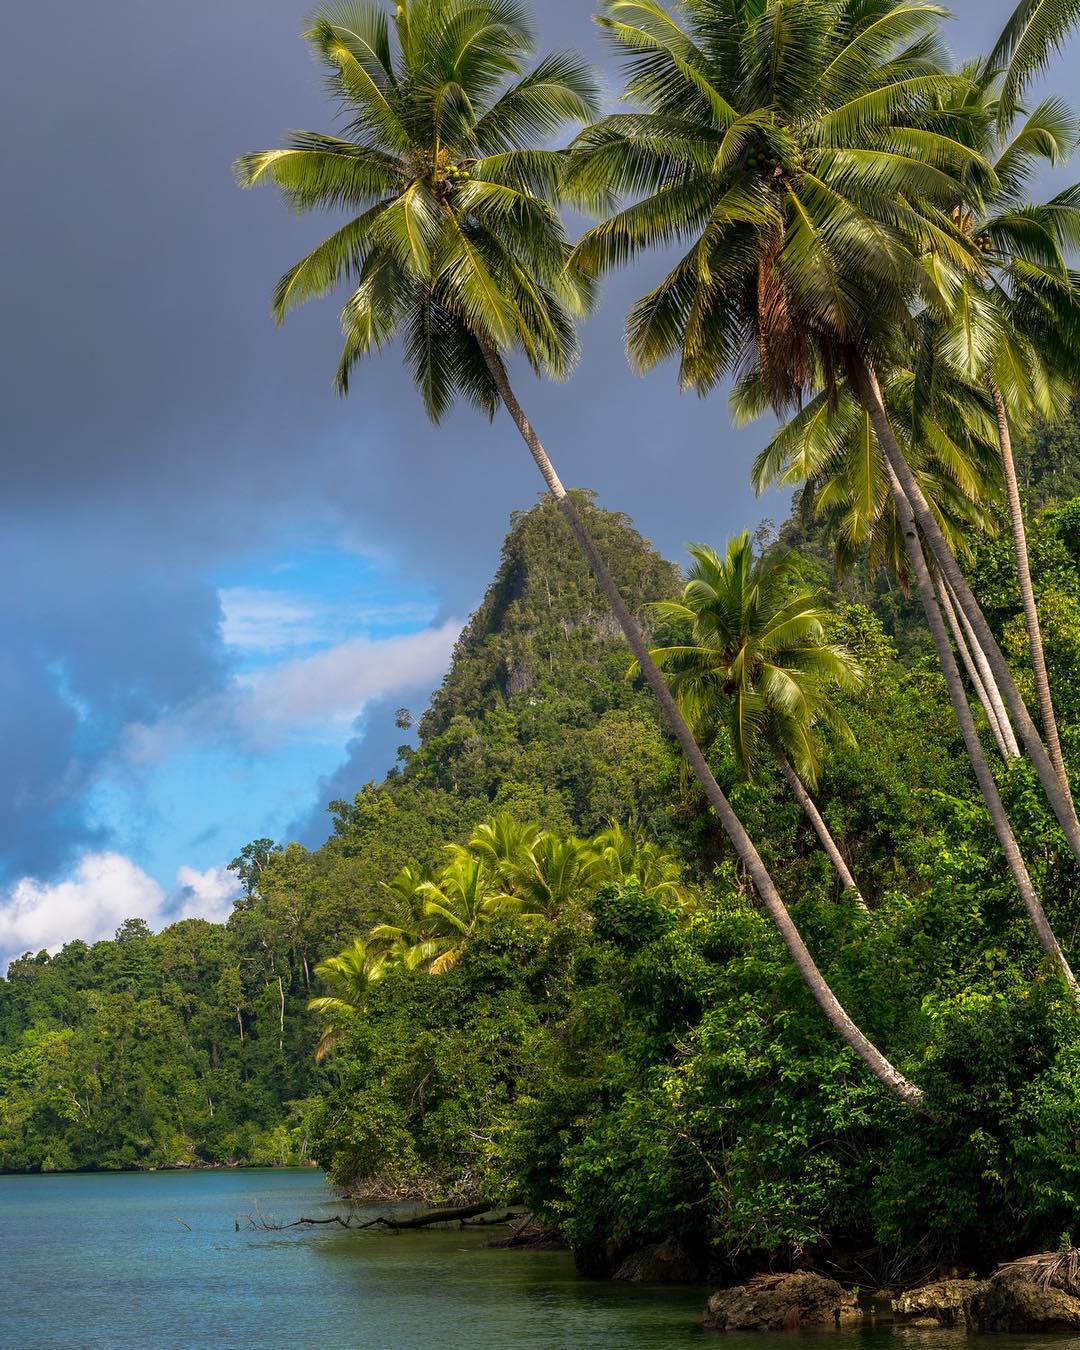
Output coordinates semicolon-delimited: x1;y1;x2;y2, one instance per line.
308;938;390;1061
992;0;1080;129
591;822;695;907
368;817;691;970
239;0;927;1109
414;850;523;973
751;345;1080;986
648;535;867;906
923;70;1080;793
464;814;542;873
748;353;1020;761
572;0;1077;991
494;831;605;917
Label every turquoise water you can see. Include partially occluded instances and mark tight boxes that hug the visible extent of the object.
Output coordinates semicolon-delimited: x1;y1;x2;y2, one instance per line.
0;1168;709;1347
4;1171;1080;1349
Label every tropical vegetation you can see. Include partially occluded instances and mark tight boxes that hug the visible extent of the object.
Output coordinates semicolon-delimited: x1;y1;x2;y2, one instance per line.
3;0;1080;1282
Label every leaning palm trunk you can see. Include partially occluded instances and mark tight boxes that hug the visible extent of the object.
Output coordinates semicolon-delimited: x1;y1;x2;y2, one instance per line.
990;382;1069;791
854;362;1080;861
851;367;1078;993
481;344;926;1112
772;746;868;911
936;573;1019;761
942;572;1020;758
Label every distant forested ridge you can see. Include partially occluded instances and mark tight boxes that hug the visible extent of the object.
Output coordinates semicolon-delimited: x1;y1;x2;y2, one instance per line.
4;441;1080;1265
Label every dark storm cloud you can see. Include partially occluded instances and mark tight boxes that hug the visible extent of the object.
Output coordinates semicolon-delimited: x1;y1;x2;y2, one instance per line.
0;517;228;880
0;2;1032;872
0;1;774;582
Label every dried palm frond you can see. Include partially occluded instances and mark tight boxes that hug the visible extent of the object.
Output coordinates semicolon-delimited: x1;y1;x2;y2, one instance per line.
994;1248;1080;1296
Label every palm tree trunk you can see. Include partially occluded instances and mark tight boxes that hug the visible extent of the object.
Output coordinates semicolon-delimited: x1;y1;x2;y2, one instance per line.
772;747;868;911
941;571;1020;759
850;369;1078;993
991;382;1069;790
936;572;1017;761
481;342;928;1112
851;360;1080;861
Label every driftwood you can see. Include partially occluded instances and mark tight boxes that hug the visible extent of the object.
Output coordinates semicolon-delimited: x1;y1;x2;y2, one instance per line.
460;1210;526;1227
237;1200;499;1233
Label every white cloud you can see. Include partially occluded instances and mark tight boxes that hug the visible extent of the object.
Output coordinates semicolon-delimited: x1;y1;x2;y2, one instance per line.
174;864;237;925
0;854;164;961
220;585;440;654
243;621;461;727
0;854;242;970
120;618;462;763
220;587;330;653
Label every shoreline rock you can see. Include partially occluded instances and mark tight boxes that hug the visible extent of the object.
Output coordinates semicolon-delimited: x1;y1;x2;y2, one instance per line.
890;1266;1080;1334
614;1237;702;1284
893;1279;981;1328
703;1272;861;1332
968;1271;1080;1333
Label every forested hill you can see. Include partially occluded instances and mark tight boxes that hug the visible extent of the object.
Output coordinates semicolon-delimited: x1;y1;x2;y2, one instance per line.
4;472;1080;1274
420;491;680;738
0;493;690;1172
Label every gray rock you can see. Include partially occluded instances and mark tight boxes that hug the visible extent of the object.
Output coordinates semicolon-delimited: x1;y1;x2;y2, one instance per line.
703;1272;860;1332
968;1271;1080;1333
892;1279;981;1328
614;1237;701;1284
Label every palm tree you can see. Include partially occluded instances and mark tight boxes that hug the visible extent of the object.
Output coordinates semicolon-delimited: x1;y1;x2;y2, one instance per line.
991;0;1080;129
572;0;1077;992
648;535;867;907
936;571;1020;762
239;0;926;1109
926;70;1080;793
367;817;691;970
464;814;542;872
308;937;389;1061
465;814;607;915
748;355;1020;761
591;822;694;907
416;850;522;973
495;831;605;916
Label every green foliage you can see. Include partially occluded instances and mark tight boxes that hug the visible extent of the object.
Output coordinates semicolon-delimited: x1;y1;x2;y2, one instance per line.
5;483;1080;1275
312;860;1080;1264
569;0;983;407
648;533;863;787
236;0;601;417
0;496;687;1174
0;920;320;1171
302;486;1080;1266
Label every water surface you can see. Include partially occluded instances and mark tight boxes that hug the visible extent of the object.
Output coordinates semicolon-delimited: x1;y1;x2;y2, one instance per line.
4;1170;1080;1349
1;1168;708;1347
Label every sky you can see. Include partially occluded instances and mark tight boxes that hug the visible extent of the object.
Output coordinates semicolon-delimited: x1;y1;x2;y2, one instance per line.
0;1;1061;968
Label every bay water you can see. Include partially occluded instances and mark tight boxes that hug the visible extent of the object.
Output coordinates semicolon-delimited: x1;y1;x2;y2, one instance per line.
2;1168;1077;1349
0;1168;707;1347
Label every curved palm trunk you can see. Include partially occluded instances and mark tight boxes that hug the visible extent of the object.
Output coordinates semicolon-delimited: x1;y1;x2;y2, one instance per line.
772;748;868;911
936;572;1018;761
851;368;1078;993
481;344;927;1113
991;382;1069;791
941;572;1020;759
852;360;1080;861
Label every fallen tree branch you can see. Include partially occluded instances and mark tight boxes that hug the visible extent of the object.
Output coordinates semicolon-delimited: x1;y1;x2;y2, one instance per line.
459;1210;526;1227
237;1201;500;1233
